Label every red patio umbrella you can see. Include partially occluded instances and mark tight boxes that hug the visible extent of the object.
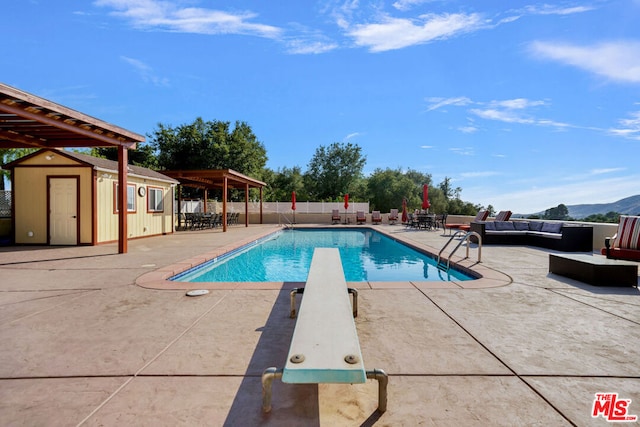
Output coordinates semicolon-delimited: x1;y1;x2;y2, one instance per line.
344;194;349;224
291;191;296;224
401;197;408;223
422;184;431;211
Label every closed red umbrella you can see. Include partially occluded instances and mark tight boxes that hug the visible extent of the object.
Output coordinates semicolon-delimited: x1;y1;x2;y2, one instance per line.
422;184;431;210
344;194;349;224
291;191;296;224
402;197;408;223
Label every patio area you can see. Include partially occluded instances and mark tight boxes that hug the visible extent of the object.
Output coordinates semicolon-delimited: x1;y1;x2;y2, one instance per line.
0;224;638;426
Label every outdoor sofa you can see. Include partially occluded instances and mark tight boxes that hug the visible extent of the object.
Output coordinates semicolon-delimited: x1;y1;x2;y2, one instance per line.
470;220;593;252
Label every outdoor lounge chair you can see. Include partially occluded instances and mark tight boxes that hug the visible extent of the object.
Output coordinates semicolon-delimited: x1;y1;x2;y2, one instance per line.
356;211;366;224
494;210;512;222
446;209;489;233
331;209;341;224
388;209;399;224
601;215;640;261
372;211;382;224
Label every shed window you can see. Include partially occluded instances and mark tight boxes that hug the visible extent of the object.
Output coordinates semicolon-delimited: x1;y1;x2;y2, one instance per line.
115;184;136;212
148;187;164;212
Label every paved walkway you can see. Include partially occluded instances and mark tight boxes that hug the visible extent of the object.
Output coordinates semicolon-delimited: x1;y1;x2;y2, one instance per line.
0;224;638;426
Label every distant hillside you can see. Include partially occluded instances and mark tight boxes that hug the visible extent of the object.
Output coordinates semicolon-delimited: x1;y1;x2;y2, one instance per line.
523;195;640;219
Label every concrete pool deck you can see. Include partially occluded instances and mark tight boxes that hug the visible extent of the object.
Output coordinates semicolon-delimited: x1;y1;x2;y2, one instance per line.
1;224;639;426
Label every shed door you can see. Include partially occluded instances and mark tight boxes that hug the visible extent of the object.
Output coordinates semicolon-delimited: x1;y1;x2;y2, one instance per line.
49;178;78;245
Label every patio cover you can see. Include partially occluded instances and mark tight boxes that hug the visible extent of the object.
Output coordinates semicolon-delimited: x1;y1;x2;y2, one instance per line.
161;169;266;232
0;82;144;253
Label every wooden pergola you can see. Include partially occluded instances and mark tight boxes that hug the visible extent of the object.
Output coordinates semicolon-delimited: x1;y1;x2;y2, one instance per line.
161;169;266;232
0;82;144;253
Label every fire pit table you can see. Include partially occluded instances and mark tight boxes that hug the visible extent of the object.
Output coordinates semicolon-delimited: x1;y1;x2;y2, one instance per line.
549;253;638;287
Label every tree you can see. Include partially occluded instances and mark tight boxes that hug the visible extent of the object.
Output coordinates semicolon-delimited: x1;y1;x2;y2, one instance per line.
366;168;417;212
543;204;569;220
148;118;267;177
304;142;366;200
1;148;38;190
263;166;306;201
91;142;158;169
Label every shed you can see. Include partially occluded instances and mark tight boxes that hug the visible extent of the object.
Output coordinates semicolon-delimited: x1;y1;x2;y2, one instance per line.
5;149;178;246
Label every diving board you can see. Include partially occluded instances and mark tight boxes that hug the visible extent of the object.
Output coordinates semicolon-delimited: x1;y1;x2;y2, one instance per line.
262;248;388;413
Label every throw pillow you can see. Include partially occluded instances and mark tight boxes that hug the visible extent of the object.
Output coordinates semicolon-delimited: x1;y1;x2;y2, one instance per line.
528;222;544;232
513;221;529;231
541;222;563;233
495;221;515;231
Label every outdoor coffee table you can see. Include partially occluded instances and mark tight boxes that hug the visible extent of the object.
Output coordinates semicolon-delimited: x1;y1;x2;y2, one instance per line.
549;253;638;287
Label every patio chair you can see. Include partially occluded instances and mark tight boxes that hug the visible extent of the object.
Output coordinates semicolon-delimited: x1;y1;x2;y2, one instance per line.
331;209;341;224
372;211;382;224
356;211;366;224
601;215;640;261
388;209;399;224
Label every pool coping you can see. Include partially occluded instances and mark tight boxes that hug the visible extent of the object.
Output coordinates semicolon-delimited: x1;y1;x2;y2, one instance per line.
135;225;512;290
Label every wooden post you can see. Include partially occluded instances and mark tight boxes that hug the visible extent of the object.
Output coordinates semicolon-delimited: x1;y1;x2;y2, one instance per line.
222;176;228;232
245;183;249;227
117;146;128;254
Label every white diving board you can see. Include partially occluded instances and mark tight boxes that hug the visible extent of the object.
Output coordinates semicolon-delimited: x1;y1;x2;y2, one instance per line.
262;248;387;413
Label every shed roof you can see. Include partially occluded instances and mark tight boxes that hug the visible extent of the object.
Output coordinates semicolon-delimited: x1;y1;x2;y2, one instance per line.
4;149;179;184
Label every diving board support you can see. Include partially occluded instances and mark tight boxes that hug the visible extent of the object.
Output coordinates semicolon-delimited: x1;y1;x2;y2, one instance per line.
290;287;358;318
262;248;387;413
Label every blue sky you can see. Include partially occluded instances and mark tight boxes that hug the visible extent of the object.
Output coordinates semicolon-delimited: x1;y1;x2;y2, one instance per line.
3;0;640;213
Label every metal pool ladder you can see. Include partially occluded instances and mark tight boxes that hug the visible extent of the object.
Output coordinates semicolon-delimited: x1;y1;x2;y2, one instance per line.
437;231;482;272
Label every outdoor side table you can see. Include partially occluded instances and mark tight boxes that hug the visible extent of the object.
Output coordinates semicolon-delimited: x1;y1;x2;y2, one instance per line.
549;253;638;287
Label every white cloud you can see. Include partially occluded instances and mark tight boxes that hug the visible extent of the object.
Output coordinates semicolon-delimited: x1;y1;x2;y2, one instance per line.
609;110;640;140
529;40;640;84
120;56;169;86
392;0;436;12
458;125;478;134
347;13;485;52
590;167;626;175
490;98;546;110
344;132;361;141
95;0;282;38
470;98;572;129
425;96;472;111
286;39;338;54
523;4;595;15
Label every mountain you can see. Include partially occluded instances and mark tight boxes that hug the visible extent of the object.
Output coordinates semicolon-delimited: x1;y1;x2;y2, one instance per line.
565;195;640;219
520;195;640;219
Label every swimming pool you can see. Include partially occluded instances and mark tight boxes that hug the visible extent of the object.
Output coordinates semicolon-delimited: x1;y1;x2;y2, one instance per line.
172;228;475;283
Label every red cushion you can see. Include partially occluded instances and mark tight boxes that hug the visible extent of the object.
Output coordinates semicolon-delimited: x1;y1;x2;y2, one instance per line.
602;247;640;261
616;216;640;250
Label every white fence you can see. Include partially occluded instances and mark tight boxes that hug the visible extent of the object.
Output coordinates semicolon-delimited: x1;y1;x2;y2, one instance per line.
178;200;370;214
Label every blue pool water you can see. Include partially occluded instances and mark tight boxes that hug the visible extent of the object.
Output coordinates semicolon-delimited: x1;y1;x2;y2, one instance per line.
173;229;475;283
